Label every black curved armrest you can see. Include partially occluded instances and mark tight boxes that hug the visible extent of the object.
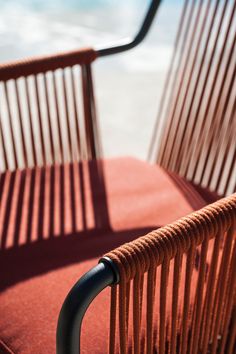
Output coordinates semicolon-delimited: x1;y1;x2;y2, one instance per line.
56;257;119;354
97;0;162;57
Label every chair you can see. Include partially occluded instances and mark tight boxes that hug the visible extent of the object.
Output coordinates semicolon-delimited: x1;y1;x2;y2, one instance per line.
58;194;236;354
0;0;235;353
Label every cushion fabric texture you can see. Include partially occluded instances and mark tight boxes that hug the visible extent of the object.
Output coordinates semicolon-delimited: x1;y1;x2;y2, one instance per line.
0;157;217;354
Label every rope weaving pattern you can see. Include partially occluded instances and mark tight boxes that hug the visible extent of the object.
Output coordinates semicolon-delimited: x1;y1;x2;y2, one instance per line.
0;48;100;171
105;193;236;353
0;48;97;81
149;0;236;196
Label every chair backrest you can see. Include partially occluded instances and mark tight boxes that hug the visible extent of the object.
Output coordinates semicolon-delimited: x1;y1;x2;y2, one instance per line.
1;0;235;194
0;48;101;172
105;193;236;354
150;0;236;197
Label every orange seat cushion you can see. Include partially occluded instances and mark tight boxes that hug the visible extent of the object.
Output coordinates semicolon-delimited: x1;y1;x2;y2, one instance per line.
0;158;217;353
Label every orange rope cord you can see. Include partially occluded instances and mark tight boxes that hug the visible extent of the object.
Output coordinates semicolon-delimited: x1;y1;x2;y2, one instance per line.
105;194;236;353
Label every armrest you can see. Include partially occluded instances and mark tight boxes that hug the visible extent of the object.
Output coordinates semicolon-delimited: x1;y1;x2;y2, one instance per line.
97;0;162;57
56;257;119;354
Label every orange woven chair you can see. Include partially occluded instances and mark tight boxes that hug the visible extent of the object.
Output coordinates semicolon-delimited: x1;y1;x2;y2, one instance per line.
75;194;235;354
0;0;235;353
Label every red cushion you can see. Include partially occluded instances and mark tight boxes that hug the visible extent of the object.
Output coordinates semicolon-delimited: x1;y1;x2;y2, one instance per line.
0;158;216;353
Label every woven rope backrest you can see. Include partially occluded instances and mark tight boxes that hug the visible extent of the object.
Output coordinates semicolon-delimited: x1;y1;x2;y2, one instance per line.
105;193;236;354
0;48;101;172
149;0;236;196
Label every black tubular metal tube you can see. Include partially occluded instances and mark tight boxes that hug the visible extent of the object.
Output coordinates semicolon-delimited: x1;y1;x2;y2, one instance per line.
56;3;162;351
96;0;162;57
56;258;119;354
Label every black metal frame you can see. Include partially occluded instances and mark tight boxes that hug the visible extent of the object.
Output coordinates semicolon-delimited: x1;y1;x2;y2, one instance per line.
56;258;119;354
97;0;162;57
56;1;161;352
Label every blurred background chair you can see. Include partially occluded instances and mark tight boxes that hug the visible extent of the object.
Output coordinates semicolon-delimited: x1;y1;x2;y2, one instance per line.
0;0;235;353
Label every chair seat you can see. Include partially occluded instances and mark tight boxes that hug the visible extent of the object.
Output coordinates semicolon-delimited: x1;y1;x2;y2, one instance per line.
0;157;217;353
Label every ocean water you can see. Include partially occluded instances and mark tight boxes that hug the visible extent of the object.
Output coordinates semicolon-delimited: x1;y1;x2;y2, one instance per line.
0;0;183;159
